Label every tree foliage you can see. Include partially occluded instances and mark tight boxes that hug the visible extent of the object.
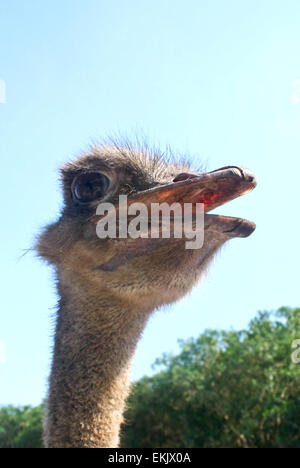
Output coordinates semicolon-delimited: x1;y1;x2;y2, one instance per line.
0;308;299;448
121;307;300;448
0;405;44;448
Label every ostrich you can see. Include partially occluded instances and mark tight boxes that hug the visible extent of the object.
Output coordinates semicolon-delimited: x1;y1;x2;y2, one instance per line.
36;142;256;448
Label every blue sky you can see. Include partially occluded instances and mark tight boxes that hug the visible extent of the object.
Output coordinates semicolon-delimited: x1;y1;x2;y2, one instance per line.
0;0;300;406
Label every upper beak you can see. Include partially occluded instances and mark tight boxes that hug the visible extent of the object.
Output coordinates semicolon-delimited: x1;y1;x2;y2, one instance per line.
122;166;256;213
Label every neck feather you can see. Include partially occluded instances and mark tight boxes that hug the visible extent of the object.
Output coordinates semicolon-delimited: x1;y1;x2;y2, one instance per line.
44;275;151;448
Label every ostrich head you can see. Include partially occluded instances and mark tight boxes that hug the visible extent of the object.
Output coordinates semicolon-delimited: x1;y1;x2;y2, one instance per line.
37;142;256;310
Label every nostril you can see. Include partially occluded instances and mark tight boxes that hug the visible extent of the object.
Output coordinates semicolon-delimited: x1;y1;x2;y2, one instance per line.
173;172;198;182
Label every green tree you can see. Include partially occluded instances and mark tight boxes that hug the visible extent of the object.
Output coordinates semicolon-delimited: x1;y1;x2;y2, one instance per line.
122;307;300;448
0;405;44;448
1;308;299;448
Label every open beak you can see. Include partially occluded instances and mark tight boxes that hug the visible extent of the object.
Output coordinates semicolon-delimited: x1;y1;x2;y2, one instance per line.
93;165;257;238
92;166;256;271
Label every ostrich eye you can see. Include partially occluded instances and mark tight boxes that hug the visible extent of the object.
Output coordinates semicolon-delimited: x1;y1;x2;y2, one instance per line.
72;172;110;203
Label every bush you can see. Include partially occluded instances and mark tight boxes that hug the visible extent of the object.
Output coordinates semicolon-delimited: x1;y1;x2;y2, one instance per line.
122;307;300;448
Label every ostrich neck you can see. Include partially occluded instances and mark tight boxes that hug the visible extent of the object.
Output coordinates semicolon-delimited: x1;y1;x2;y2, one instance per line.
44;274;151;448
